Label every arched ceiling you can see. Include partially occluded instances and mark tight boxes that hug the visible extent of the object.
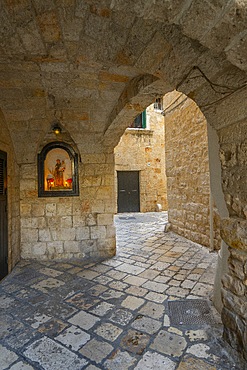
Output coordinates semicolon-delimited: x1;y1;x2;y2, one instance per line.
0;0;247;162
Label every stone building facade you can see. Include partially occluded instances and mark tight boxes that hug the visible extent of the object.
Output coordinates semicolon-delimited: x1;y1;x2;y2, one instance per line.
164;91;221;250
0;0;246;362
115;103;167;213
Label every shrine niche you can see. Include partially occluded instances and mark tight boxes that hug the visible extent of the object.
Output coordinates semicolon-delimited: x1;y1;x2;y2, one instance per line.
38;142;79;197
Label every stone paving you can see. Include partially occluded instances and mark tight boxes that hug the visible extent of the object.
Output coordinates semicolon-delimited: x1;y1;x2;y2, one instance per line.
0;212;244;370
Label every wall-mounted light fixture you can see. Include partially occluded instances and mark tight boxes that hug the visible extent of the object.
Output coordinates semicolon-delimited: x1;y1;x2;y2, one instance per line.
52;122;62;135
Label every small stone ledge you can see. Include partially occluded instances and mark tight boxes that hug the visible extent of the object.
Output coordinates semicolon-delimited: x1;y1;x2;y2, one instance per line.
125;128;153;135
221;218;247;251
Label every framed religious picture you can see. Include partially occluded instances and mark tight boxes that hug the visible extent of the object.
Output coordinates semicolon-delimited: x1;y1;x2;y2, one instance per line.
38;142;79;197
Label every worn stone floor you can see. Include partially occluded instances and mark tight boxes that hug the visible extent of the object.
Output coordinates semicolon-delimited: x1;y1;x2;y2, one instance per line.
0;212;245;370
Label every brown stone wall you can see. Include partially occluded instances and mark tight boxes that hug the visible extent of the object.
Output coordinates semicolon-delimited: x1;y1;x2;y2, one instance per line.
164;92;211;248
216;99;247;361
114;104;167;212
20;150;116;261
218;120;247;219
221;247;247;361
0;110;20;269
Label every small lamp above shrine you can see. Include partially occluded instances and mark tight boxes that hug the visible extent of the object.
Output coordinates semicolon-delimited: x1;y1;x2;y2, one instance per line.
52;122;62;135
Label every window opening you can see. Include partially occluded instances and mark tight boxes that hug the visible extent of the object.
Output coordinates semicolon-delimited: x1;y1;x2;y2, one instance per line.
154;98;163;111
129;110;146;129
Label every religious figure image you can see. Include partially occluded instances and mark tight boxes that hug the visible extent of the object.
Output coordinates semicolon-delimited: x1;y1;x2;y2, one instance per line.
44;148;73;191
54;159;65;187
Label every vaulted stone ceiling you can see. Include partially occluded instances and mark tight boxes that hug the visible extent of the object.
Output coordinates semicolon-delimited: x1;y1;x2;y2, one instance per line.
0;0;247;162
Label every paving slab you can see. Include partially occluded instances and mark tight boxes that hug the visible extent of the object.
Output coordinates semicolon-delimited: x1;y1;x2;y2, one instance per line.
23;337;88;370
68;311;100;330
0;345;18;369
150;329;187;357
134;351;176;370
94;322;122;341
55;325;91;350
103;350;136;370
79;338;113;363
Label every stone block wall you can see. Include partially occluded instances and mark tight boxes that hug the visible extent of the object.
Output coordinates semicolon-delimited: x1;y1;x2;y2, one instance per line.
216;100;247;361
115;103;167;212
20;152;116;261
218;120;247;219
164;92;215;248
0;110;20;270
221;247;247;361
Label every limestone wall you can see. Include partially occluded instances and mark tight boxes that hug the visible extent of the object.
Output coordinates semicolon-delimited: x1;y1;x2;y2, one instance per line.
0;110;20;269
114;104;167;212
219;120;247;219
20;147;116;261
221;247;247;361
164;92;212;248
215;92;247;361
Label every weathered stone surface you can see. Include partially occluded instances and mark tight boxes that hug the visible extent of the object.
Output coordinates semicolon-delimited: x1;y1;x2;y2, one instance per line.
9;361;35;369
68;311;100;330
185;329;208;343
0;344;18;369
79;338;113;363
134;351;176;370
177;355;216;370
222;274;245;297
221;218;247;251
109;308;133;326
138;301;165;319
221;288;247;320
222;307;245;350
218;118;247;218
164;92;214;249
95;322;122;342
55;325;90;351
121;296;145;310
131;315;162;335
186;343;211;359
31;278;65;294
23;337;88;370
103;350;136;370
150;330;187;357
120;329;150;355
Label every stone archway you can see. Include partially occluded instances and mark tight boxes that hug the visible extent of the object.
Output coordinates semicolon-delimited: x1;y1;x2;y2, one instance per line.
0;0;246;360
100;71;247;360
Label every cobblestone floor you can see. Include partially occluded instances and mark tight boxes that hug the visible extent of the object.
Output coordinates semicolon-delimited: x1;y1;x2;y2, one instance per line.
0;212;245;370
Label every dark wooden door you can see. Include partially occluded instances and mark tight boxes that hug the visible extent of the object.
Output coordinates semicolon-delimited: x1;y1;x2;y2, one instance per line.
0;151;8;280
117;171;140;213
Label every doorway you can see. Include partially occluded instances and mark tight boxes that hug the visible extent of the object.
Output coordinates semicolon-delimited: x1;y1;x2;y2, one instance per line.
0;150;8;280
117;171;140;213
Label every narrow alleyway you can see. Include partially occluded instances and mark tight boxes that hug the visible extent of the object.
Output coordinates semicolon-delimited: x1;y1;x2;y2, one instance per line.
0;213;243;369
